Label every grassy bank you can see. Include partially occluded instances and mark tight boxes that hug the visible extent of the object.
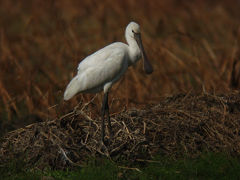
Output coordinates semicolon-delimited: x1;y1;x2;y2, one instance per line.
1;153;240;179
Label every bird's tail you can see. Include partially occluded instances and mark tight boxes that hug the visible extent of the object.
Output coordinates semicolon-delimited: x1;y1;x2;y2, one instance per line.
64;76;81;101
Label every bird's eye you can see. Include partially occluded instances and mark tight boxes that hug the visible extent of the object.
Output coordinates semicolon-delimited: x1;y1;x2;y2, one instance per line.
132;30;135;33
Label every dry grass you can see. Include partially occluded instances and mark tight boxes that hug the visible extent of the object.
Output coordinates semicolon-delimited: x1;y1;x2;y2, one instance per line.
1;92;240;169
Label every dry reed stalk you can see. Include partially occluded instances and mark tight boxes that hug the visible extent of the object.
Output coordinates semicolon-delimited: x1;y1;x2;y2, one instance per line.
201;39;218;68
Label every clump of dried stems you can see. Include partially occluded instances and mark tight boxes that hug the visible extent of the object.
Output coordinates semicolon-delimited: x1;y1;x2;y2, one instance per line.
1;92;240;169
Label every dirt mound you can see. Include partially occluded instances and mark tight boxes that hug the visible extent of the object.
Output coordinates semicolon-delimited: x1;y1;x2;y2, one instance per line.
1;92;240;169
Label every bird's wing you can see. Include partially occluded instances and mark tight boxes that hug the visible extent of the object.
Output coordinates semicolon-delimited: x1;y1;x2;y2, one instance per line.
64;49;127;100
78;49;127;91
77;42;126;73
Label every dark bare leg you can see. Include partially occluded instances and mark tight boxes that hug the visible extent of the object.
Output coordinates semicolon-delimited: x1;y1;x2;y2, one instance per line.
105;95;113;137
101;92;108;143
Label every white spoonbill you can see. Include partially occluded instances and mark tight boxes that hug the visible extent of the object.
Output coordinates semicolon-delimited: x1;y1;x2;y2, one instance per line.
64;22;153;143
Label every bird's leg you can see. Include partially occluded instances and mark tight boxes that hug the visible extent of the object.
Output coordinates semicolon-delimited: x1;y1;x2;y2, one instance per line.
101;92;108;143
105;94;113;138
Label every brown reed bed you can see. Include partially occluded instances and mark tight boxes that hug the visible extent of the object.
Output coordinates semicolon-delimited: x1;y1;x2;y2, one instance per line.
0;0;240;137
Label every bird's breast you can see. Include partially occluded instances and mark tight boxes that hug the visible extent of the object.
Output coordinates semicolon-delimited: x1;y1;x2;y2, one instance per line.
128;50;141;66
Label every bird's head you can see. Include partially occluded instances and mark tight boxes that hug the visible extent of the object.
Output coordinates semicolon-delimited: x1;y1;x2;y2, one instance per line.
126;22;153;74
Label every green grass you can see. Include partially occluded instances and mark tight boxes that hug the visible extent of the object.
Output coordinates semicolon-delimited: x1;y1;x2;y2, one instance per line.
1;152;240;179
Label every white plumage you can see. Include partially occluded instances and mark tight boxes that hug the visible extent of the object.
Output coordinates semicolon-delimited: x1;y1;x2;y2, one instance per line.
64;44;128;100
64;22;153;100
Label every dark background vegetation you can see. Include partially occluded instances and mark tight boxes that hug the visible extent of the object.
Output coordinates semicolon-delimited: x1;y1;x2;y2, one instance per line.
0;0;240;136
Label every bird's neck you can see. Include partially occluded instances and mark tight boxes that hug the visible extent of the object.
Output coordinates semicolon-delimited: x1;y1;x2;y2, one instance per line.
126;35;141;66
